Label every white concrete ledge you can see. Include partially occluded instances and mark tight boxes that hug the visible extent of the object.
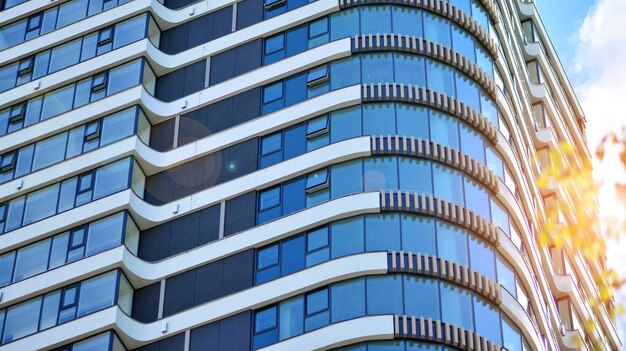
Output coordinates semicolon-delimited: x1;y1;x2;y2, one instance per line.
261;315;394;351
0;38;351;154
0;252;389;350
0;136;372;251
0;85;361;200
0;192;381;307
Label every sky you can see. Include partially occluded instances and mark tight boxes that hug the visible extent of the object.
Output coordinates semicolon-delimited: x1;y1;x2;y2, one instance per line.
535;0;626;343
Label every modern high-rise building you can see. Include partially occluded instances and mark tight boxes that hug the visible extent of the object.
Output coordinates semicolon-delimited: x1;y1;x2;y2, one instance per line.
0;0;621;350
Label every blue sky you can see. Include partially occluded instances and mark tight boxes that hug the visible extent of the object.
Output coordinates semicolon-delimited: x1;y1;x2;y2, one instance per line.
534;0;594;85
535;0;626;344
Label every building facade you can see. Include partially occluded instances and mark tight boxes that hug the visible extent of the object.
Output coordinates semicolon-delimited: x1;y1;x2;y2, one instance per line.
0;0;621;350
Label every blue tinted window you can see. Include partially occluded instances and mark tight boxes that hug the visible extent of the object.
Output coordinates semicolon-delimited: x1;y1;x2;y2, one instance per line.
451;25;475;61
399;158;432;193
253;306;278;349
364;157;398;191
286;25;307;57
330;217;364;259
436;221;468;265
468;235;496;282
285;73;307;106
480;89;498;125
476;45;493;77
459;123;485;163
363;103;395;136
430;111;459;149
282;178;305;215
486;146;503;179
496;254;516;297
426;60;455;97
330;9;359;40
331;106;361;143
370;341;404;351
365;214;401;252
401;215;436;255
362;53;394;84
366;275;403;315
396;104;429;139
261;133;282;156
360;6;391;34
283;124;306;160
440;282;473;330
41;85;75;120
258;245;279;270
393;54;425;86
403;276;440;319
331;56;360;90
330;160;362;198
49;39;81;73
331;278;365;322
490;199;510;235
423;13;451;47
432;164;463;204
306;227;329;267
264;34;285;64
474;296;502;344
279;296;304;340
281;235;305;276
392;7;422;37
454;0;471;13
456;73;480;109
501;316;522;351
308;17;329;48
262;82;284;114
464;178;490;219
471;1;490;30
259;187;280;210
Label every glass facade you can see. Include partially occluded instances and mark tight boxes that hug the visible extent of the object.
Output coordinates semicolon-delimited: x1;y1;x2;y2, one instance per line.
0;270;131;344
2;0;610;349
0;157;144;234
252;274;518;349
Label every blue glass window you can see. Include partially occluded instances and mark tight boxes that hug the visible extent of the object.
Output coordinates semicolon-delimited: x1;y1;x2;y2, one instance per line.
330;160;362;198
330;9;359;41
366;275;403;315
398;158;432;194
424;12;452;47
330;56;360;90
426;60;455;97
284;73;307;106
262;81;284;114
258;186;281;224
364;157;398;191
468;235;496;282
279;296;304;340
281;235;305;276
330;106;361;143
360;6;392;34
496;254;517;298
305;289;329;331
363;103;395;136
365;214;401;252
436;221;469;265
362;53;394;84
430;112;459;149
474;296;502;344
253;306;278;349
286;25;307;57
432;164;463;204
459;123;485;163
264;33;285;64
501;315;522;351
452;25;475;61
456;73;480;109
396;104;429;139
393;54;425;86
260;133;282;168
331;278;365;323
308;17;329;48
306;227;330;267
403;276;440;319
330;217;364;259
401;215;436;255
440;282;473;330
392;7;422;37
490;198;510;235
464;178;490;219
